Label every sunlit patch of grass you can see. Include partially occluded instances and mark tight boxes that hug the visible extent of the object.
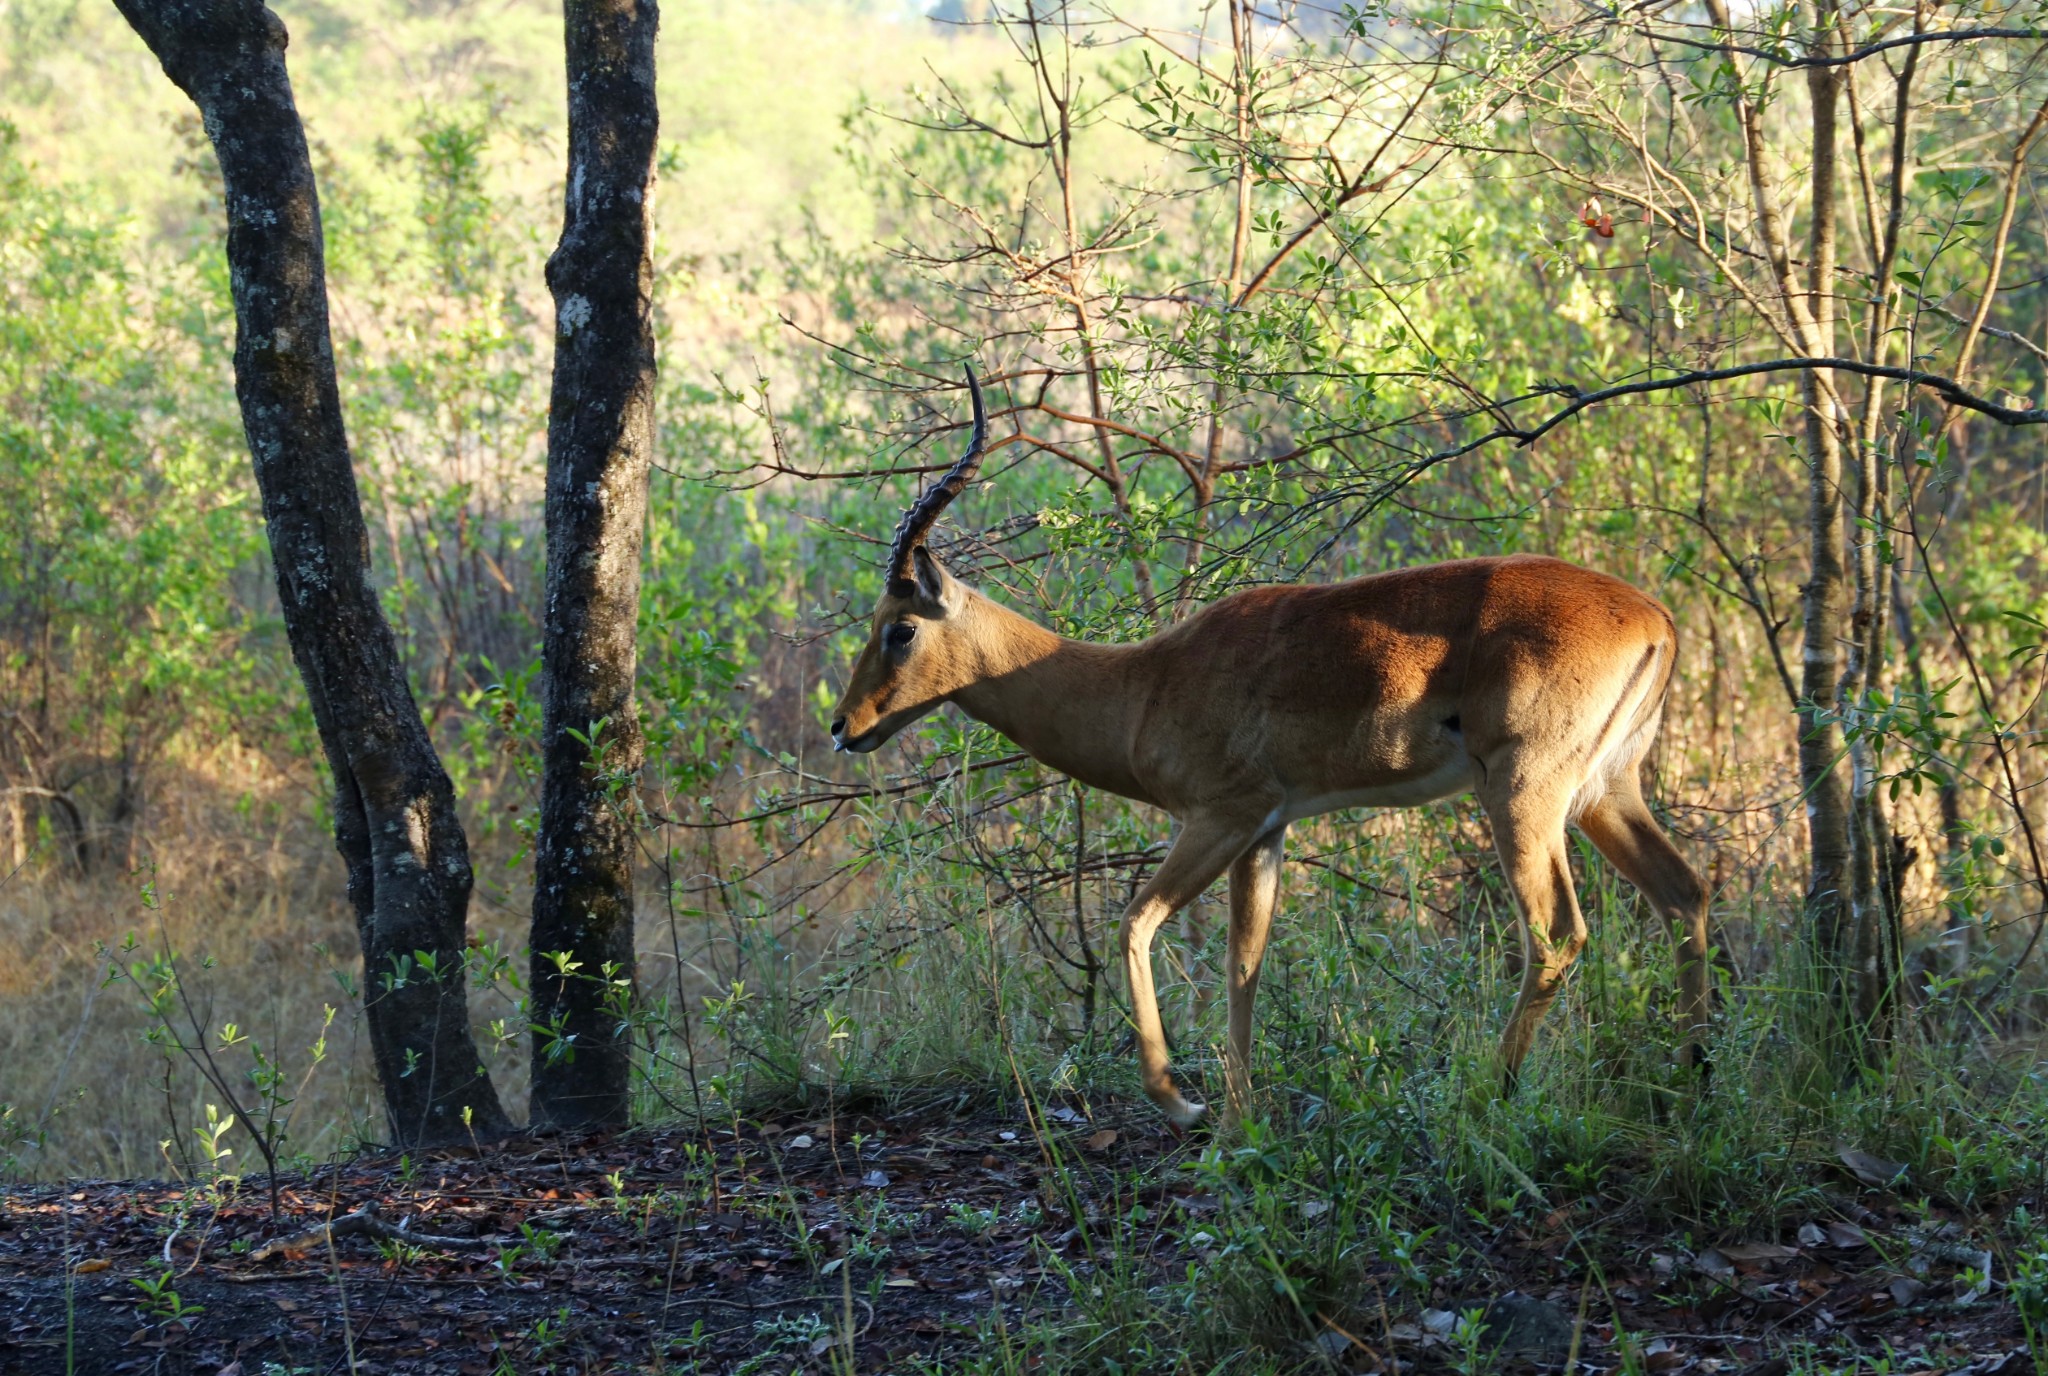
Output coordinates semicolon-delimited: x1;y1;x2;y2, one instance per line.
702;814;2047;1374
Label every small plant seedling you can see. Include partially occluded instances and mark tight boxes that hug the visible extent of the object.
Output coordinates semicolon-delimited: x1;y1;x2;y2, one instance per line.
947;1202;998;1236
131;1265;204;1324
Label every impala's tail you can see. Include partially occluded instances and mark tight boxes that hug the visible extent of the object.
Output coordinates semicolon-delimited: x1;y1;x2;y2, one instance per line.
1568;629;1676;822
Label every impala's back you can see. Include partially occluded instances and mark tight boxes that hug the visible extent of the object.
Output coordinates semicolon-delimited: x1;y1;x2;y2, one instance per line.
1123;554;1677;824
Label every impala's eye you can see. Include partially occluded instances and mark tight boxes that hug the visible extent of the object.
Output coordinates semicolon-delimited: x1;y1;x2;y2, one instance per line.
885;622;918;651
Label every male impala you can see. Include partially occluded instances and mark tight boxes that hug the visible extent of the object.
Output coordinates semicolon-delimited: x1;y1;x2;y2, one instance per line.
831;367;1710;1129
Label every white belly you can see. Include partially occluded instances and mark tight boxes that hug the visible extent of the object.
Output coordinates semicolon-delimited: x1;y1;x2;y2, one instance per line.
1281;753;1476;824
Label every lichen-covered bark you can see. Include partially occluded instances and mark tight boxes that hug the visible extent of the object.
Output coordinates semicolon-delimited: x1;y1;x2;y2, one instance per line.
529;0;659;1128
112;0;510;1146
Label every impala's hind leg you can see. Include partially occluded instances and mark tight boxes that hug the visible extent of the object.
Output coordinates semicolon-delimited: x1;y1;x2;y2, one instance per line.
1577;780;1711;1067
1121;814;1266;1129
1223;826;1286;1130
1484;792;1587;1088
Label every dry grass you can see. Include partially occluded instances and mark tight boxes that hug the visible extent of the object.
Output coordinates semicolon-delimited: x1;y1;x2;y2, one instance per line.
0;578;2036;1184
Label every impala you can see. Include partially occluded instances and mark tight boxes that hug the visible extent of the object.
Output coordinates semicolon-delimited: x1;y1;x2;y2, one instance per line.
831;367;1710;1128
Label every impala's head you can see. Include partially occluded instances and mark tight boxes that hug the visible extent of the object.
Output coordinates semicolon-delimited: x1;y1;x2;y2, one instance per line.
830;367;988;754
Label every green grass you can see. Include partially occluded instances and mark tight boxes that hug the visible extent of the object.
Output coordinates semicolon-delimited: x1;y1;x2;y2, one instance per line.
626;800;2045;1373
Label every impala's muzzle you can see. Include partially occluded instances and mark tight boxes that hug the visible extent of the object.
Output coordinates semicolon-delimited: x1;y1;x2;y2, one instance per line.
829;714;883;754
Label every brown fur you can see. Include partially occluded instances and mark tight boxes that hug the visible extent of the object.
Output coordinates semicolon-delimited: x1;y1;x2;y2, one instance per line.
833;552;1710;1127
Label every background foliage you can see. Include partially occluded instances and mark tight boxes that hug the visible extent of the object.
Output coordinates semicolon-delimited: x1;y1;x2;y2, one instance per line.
1;15;2044;1358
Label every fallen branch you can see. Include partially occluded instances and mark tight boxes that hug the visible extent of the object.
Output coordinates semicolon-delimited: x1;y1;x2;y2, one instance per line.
250;1207;507;1262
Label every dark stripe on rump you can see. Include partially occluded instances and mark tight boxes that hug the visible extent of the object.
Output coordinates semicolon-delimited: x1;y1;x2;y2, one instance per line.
1574;643;1658;766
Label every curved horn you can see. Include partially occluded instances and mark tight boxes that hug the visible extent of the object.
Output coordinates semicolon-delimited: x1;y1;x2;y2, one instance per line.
886;364;987;594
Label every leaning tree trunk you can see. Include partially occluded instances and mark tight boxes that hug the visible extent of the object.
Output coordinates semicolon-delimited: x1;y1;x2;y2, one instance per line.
528;0;659;1129
112;0;511;1146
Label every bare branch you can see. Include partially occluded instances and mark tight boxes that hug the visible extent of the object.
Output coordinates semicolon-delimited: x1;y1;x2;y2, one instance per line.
1508;358;2047;449
1632;23;2047;70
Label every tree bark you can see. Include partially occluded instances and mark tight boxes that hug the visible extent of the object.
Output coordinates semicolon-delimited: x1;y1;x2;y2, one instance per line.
1796;17;1855;975
1704;0;1858;989
529;0;659;1129
1839;36;1921;1042
112;0;511;1146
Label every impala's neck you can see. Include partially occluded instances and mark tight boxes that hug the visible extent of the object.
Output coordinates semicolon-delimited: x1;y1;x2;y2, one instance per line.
946;591;1151;801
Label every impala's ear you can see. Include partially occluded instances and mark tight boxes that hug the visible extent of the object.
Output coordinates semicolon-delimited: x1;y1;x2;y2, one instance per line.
911;544;960;613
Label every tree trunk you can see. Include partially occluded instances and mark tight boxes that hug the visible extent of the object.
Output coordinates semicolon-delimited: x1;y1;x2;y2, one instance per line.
1796;31;1855;977
1837;39;1922;1045
112;0;511;1146
529;0;660;1129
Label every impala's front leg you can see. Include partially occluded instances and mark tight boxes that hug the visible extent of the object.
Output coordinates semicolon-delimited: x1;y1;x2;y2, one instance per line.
1224;826;1287;1129
1121;815;1264;1129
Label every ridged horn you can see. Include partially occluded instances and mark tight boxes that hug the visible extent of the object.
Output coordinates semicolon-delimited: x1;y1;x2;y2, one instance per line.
886;364;987;595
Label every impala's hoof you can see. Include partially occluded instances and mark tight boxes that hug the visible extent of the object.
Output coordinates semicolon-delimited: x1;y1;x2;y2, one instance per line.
1162;1098;1208;1138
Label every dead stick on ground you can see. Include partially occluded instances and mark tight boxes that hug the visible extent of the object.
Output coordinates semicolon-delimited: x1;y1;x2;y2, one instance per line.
251;1207;518;1262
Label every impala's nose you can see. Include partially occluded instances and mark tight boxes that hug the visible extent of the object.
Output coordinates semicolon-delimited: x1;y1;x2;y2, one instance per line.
829;717;847;751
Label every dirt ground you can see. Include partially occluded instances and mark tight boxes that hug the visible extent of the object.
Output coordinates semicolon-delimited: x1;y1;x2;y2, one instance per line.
1;1102;2036;1374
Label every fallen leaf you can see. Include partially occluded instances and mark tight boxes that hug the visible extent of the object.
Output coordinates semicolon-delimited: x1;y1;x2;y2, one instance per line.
1716;1240;1799;1262
1307;1329;1352;1357
1889;1277;1927;1307
859;1169;889;1189
1825;1220;1869;1248
883;1275;919;1288
1084;1129;1117;1151
1644;1337;1686;1371
1798;1221;1827;1248
1838;1147;1907;1188
1694;1248;1735;1279
786;1134;813;1150
74;1258;110;1274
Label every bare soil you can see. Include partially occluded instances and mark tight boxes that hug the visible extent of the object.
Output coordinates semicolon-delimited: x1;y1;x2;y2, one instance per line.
1;1103;2035;1374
